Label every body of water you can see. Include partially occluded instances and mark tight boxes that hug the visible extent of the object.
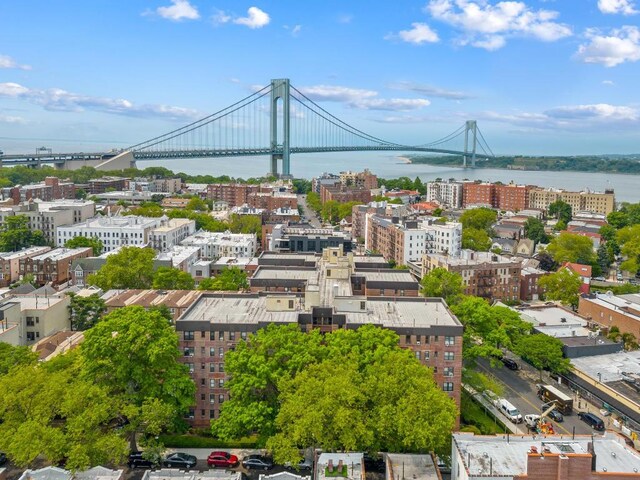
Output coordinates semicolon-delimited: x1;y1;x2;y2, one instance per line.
141;152;640;203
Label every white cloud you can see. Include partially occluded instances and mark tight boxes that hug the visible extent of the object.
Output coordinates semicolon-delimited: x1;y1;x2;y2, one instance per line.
392;23;440;44
0;114;26;124
212;9;231;26
389;81;473;100
297;84;430;111
234;7;270;29
425;0;572;50
156;0;199;21
598;0;638;15
291;25;302;37
576;26;640;67
602;80;615;85
0;82;200;120
0;54;31;70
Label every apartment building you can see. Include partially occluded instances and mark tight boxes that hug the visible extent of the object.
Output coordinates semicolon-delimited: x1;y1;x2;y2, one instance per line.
351;201;408;241
176;247;463;427
0;247;51;287
87;177;128;194
462;182;495;208
247;191;297;210
103;289;203;321
180;231;257;260
528;187;616;215
425;180;463;209
462;182;531;211
0;200;96;243
57;216;196;253
129;177;182;193
155;245;201;272
266;224;353;253
311;172;340;193
0;292;70;345
2;177;75;203
339;169;378;189
452;433;640;480
423;249;522;302
19;247;93;286
320;184;372;204
366;216;462;265
578;292;640;338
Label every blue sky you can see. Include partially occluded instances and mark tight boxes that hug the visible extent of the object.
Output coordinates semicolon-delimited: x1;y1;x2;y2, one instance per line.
1;0;640;155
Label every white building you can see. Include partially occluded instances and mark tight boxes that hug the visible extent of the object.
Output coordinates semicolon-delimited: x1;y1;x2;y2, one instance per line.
0;292;70;345
426;181;463;209
56;215;196;253
180;231;257;260
155;245;201;272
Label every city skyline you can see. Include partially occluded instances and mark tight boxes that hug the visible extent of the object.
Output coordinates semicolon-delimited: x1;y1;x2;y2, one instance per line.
1;0;640;155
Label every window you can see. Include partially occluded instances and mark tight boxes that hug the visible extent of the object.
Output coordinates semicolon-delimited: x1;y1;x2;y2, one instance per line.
200;393;205;401
444;367;454;377
219;363;224;373
184;331;194;341
186;363;194;373
209;393;215;404
183;347;194;357
210;347;215;356
241;332;247;340
219;347;224;358
210;331;216;340
445;336;455;346
360;301;366;310
289;300;294;309
424;351;430;361
229;331;236;341
201;363;205;370
415;351;421;360
219;379;224;388
209;363;216;373
219;331;224;341
443;382;454;392
210;410;216;419
218;394;225;404
200;378;205;386
405;334;411;344
444;352;455;361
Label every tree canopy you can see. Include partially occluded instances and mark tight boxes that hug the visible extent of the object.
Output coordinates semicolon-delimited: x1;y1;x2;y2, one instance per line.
548;200;572;224
538;268;582;307
524;217;548;244
420;268;464;303
0;215;47;252
546;232;596;266
152;267;196;290
0;343;38;376
459;208;497;232
515;334;570;379
198;267;248;291
462;227;492;251
64;236;104;256
67;292;107;331
617;225;640;274
88;247;156;290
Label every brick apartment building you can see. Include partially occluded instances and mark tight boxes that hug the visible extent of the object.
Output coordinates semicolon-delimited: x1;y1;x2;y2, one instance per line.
339;169;378;189
103;289;203;321
88;177;128;194
463;182;531;211
423;250;523;302
351;201;408;240
320;184;372;204
207;184;259;207
19;247;93;286
4;177;76;204
578;292;640;338
462;182;495;208
176;247;463;428
0;247;52;287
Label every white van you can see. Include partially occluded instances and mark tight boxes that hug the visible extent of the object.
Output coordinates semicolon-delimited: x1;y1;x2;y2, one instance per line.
499;399;523;423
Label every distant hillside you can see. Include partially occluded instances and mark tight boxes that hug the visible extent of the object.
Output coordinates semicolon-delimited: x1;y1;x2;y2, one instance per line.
408;154;640;174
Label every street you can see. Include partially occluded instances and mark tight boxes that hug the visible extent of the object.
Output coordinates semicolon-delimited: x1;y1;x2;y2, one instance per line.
475;358;605;437
297;194;321;228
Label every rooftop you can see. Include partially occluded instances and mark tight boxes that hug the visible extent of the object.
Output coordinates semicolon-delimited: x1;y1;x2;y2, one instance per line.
59;215;161;229
0;246;51;260
427;250;521;266
385;454;439;480
31;247;91;262
571;350;640;383
252;267;319;282
345;298;460;328
180;294;301;324
582;292;640;321
453;432;640;477
142;470;241;480
316;453;363;480
516;305;591;338
355;270;419;285
104;289;203;309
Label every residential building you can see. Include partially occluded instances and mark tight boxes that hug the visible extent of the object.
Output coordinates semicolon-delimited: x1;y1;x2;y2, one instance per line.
180;231;257;259
142;470;241;480
0;291;70;345
2;177;75;203
0;200;96;243
155;245;201;272
207;183;259;207
95;191;169;205
320;184;372;205
351;201;408;241
425;180;463;208
316;454;363;480
423;249;522;302
70;254;172;287
266;224;353;253
339;169;378;189
32;330;84;361
0;247;51;287
562;262;592;294
18;466;124;480
19;247;93;286
462;181;495;208
177;247;463;427
103;289;203;321
88;176;127;194
528;187;616;215
520;265;547;301
494;183;531;212
56;216;195;253
247;190;297;210
578;292;640;338
386;454;441;480
153;177;182;193
366;216;462;265
451;432;640;480
311;172;340;194
161;197;191;209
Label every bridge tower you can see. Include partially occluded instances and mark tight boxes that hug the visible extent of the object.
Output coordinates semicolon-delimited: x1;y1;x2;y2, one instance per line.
270;78;291;178
463;120;478;168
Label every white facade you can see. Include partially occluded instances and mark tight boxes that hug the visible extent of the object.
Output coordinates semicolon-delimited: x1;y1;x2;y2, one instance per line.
56;215;195;253
0;294;70;346
426;181;463;209
180;230;257;260
401;220;462;264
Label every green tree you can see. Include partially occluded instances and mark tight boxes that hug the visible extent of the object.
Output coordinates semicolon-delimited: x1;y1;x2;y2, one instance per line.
64;236;104;256
420;268;464;303
152;267;196;290
321;200;341;224
81;306;195;450
536;251;558;272
0;343;38;376
538;268;582;307
228;214;262;239
546;232;597;265
617;225;640;274
185;196;208;211
459;208;497;232
606;211;629;229
524;217;548;244
88;247;156;290
305;192;322;214
515;334;570;380
0;215;48;251
198;267;249;291
462;227;492;251
599;224;617;242
596;243;613;274
548;200;572;224
67;293;107;331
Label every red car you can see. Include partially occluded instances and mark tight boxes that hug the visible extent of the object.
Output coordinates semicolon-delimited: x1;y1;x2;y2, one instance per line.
207;451;239;468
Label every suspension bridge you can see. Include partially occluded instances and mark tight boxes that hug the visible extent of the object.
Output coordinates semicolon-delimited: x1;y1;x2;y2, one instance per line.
0;78;495;176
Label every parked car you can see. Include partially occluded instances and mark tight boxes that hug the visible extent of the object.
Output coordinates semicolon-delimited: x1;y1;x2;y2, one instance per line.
547;409;564;422
501;358;519;370
164;452;197;469
242;454;274;471
482;389;499;406
0;452;7;466
207;451;239;468
578;412;605;431
524;414;541;430
363;453;385;473
127;452;155;469
284;453;313;471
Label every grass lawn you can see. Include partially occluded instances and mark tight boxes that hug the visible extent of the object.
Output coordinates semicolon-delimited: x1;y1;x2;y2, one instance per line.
461;390;507;435
325;465;348;477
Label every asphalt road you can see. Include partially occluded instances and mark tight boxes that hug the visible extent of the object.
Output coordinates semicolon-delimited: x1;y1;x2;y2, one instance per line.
475;358;604;437
297;194;321;228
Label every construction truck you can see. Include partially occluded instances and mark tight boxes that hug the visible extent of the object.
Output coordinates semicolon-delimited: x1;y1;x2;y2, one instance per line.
524;402;559;435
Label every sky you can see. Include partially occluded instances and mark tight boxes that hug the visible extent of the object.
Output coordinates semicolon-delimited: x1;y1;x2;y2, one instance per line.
1;0;640;156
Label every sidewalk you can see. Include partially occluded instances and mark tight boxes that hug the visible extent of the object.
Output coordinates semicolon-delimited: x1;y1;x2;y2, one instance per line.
463;384;527;434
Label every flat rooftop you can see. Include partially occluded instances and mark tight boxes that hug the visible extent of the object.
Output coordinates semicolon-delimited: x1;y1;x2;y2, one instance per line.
142;470;241;480
453;433;640;477
356;270;419;285
571;350;640;383
345;298;460;328
316;453;363;480
180;294;300;325
31;247;90;261
385;454;439;480
428;250;521;266
583;293;640;321
252;267;319;282
259;252;318;263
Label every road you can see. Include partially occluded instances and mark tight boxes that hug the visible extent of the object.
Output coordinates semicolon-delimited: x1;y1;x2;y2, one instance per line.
475;358;605;437
297;194;321;228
